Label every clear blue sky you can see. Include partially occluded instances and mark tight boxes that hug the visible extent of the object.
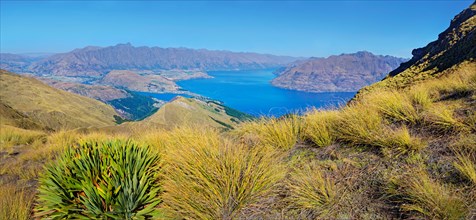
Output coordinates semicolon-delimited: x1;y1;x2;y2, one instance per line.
0;1;473;58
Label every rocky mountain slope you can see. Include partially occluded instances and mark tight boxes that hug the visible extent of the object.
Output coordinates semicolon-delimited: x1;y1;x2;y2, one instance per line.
358;3;476;96
0;70;120;130
271;51;406;92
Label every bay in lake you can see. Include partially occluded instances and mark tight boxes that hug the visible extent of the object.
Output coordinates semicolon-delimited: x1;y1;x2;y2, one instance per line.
145;69;355;117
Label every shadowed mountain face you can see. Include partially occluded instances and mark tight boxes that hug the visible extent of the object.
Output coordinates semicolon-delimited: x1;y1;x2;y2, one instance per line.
271;51;407;92
12;43;299;77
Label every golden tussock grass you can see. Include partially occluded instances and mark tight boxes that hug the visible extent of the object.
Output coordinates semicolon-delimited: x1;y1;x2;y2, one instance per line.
363;90;420;124
0;125;45;150
0;184;34;220
286;162;338;218
452;134;476;185
302;110;339;147
332;104;425;156
160;126;285;219
233;115;301;150
387;167;468;219
422;103;467;133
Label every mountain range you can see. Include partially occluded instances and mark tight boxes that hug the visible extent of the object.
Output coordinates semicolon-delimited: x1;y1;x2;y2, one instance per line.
1;43;300;77
271;51;407;92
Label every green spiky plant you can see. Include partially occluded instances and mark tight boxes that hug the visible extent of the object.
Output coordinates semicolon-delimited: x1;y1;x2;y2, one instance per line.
35;140;162;219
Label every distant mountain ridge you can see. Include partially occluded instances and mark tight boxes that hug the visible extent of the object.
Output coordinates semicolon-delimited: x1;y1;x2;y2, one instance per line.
0;43;300;77
271;51;407;92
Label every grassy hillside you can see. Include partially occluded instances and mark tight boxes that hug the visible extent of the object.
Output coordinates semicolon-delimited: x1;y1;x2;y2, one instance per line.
0;70;120;130
136;96;252;129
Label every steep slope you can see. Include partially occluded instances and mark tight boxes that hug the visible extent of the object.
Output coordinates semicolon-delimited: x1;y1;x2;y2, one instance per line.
26;43;300;77
99;70;179;93
0;70;120;130
137;97;252;129
271;51;406;92
358;3;476;95
0;103;45;130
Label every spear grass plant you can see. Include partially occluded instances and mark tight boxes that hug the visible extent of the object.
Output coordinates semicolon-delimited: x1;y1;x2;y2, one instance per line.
35;140;162;219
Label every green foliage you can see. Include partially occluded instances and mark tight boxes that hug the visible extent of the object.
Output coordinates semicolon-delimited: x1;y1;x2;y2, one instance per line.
222;104;254;121
35;140;162;219
107;91;158;121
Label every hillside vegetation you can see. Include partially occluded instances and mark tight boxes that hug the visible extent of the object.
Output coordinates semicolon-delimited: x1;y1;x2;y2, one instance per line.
0;3;475;220
0;70;120;130
136;97;253;130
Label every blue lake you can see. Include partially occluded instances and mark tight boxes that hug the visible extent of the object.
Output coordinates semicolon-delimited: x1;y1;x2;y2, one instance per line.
142;69;355;117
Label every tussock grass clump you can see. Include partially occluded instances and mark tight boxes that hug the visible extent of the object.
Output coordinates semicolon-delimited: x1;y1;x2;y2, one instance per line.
452;135;476;185
364;90;420;124
0;125;45;150
0;184;34;220
387;168;468;219
234;115;301;150
162;127;285;219
423;103;466;133
332;104;425;156
302;110;339;147
35;140;162;219
454;152;476;185
332;104;383;147
408;87;433;111
286;163;338;218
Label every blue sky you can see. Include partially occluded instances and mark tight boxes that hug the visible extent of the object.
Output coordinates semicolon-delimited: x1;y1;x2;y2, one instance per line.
0;1;473;58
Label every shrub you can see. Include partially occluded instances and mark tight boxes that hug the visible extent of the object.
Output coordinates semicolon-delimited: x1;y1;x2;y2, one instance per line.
35;140;162;219
162;127;285;219
302;110;339;147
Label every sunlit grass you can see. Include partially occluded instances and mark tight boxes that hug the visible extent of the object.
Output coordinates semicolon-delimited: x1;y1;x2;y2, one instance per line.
161;126;285;219
233;115;301;150
0;184;34;220
423;103;466;133
364;90;420;124
387;167;468;219
302;110;339;147
286;162;338;218
0;125;45;150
